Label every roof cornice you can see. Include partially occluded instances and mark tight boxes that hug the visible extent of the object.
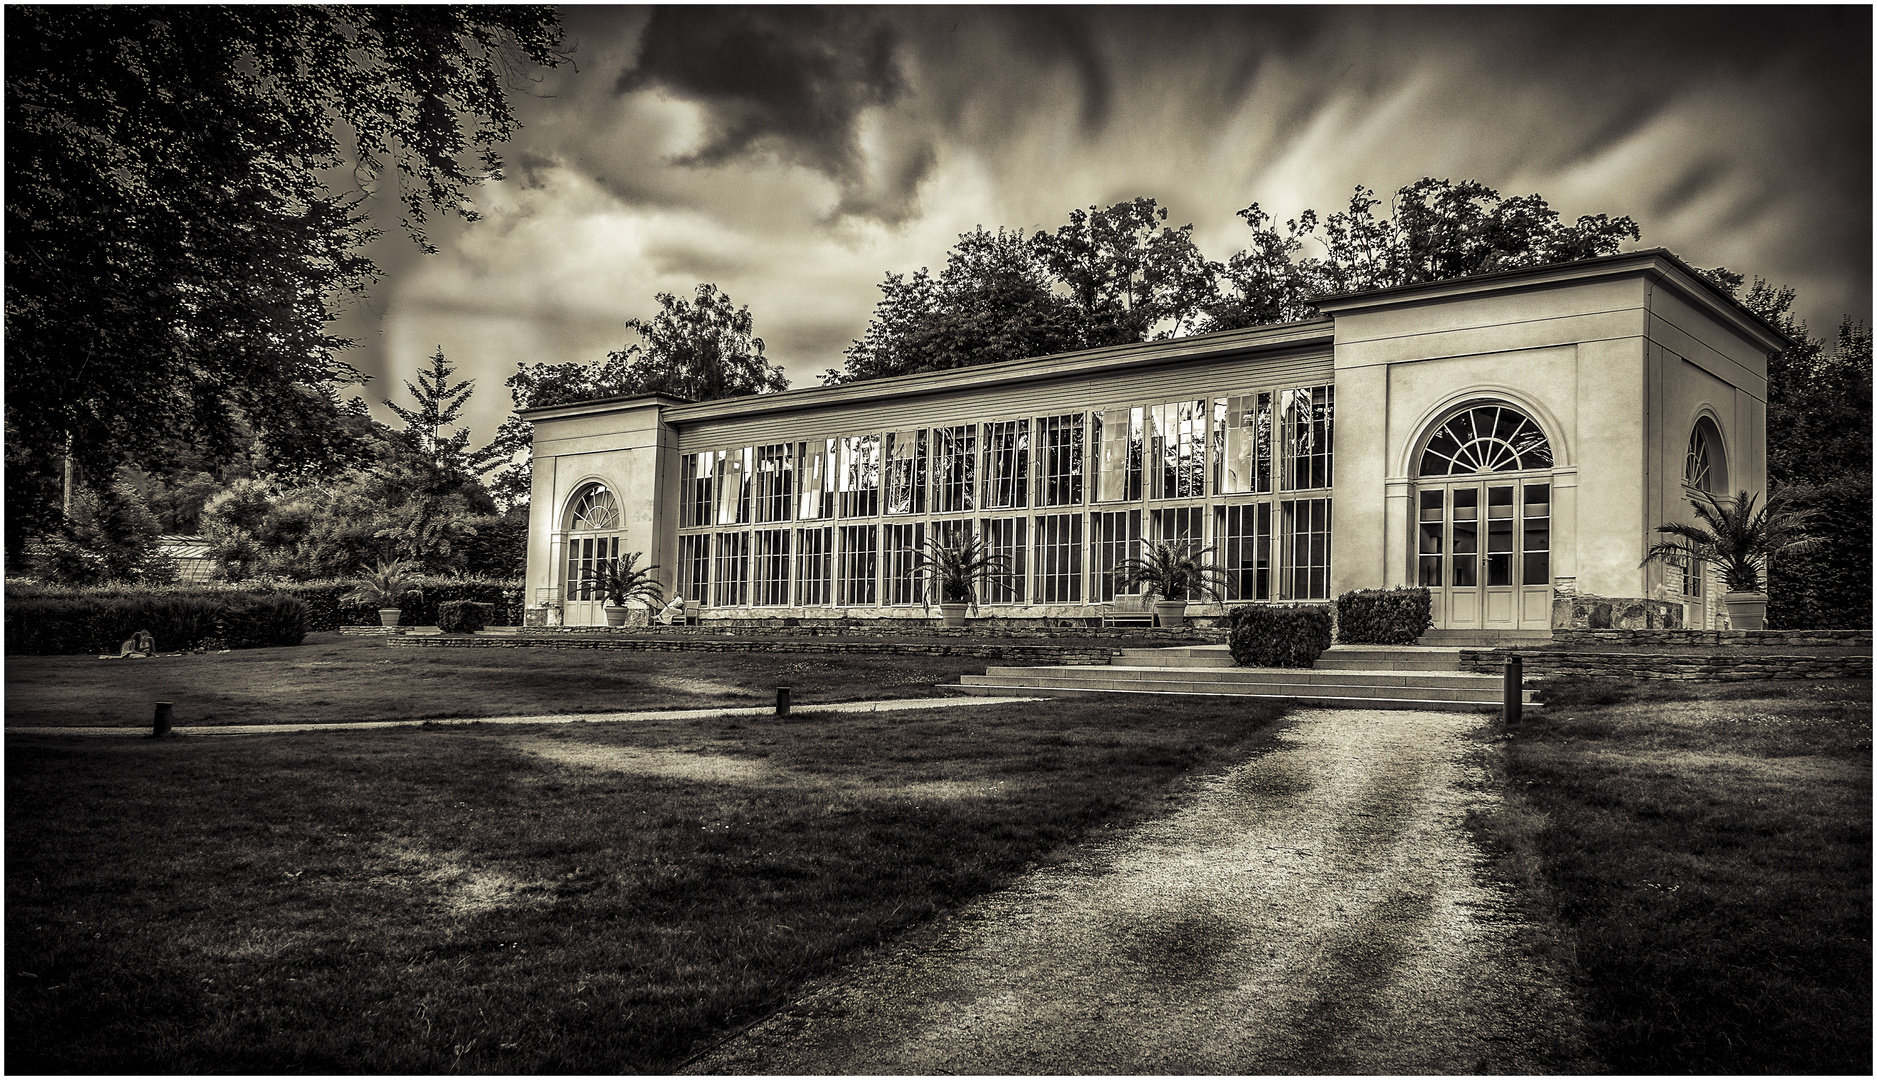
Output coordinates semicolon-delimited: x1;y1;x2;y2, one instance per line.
1311;248;1792;355
518;393;691;422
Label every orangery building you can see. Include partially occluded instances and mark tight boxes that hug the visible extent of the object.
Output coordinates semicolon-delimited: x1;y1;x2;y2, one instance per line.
520;249;1784;634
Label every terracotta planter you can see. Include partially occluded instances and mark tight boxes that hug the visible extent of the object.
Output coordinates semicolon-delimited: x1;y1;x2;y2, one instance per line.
377;607;402;628
1724;591;1769;630
1154;600;1188;628
939;602;969;629
605;604;629;627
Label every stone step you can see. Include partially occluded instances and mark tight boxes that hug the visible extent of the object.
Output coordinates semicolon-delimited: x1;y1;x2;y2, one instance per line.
1417;629;1554;647
1111;651;1240;668
947;682;1513;713
1314;658;1466;671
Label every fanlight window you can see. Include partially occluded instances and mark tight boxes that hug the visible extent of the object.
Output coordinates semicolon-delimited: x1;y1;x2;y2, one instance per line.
1418;405;1553;476
1685;426;1713;492
568;484;620;531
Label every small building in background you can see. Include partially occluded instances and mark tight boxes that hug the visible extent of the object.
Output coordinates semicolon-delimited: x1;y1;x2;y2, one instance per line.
155;535;215;585
520;249;1783;635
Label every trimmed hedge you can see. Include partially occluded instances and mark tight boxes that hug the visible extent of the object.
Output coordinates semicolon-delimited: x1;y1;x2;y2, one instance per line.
1335;587;1435;645
4;592;308;655
437;600;490;634
1227;605;1333;668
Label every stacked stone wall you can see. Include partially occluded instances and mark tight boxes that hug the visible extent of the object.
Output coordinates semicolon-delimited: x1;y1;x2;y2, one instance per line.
1552;629;1871;649
383;634;1121;665
1459;648;1871;681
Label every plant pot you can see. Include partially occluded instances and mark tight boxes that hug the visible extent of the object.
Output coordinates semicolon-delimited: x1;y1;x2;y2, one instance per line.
604;604;629;627
1153;600;1187;628
378;607;402;628
939;602;970;629
1724;590;1768;630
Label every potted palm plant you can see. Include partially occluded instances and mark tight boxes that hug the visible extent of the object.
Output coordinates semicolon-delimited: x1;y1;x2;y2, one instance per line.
347;558;420;627
1642;488;1818;630
1115;541;1228;628
916;531;1012;628
583;551;665;627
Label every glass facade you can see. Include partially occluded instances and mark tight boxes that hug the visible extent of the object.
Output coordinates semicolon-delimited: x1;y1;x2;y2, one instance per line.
672;383;1335;610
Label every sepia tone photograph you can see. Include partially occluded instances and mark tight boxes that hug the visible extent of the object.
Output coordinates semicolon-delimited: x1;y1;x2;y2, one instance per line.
6;4;1870;1074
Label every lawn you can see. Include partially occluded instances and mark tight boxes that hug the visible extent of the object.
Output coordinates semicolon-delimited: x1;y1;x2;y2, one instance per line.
1475;676;1872;1074
4;632;1018;728
6;692;1289;1073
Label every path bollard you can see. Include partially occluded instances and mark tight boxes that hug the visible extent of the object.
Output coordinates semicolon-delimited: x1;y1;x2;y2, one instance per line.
776;686;791;718
151;701;174;738
1503;655;1523;724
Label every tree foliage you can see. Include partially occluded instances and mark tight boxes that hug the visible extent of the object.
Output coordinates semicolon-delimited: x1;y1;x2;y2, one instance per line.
5;5;563;535
833;228;1081;384
829;181;1641;383
490;284;786;507
1202;179;1642;331
386;348;506;490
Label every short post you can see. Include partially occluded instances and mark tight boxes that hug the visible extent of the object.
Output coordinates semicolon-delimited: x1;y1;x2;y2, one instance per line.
151;701;174;738
775;686;791;718
1503;654;1523;724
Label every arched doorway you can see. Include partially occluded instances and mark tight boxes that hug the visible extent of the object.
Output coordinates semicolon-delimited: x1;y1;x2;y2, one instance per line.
561;482;626;626
1680;416;1729;628
1413;403;1556;629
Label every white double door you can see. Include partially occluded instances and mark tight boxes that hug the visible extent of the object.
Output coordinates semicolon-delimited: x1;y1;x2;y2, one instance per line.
563;533;623;626
1415;476;1552;629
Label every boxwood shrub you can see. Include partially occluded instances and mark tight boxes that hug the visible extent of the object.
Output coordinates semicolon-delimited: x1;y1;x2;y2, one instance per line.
1227;605;1333;668
1334;587;1435;645
437;600;490;634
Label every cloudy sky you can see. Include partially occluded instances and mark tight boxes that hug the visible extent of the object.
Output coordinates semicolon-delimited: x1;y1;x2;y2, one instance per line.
341;5;1872;446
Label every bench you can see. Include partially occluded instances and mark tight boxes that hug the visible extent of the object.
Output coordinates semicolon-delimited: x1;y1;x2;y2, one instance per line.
1100;593;1155;627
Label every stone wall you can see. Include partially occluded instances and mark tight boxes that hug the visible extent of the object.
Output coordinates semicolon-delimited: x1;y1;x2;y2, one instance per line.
383;634;1122;665
1459;648;1872;681
1553;629;1871;649
1552;593;1683;630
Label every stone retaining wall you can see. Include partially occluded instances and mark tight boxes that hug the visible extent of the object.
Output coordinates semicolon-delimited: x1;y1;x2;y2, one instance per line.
1551;629;1871;649
383;634;1120;665
1459;648;1872;681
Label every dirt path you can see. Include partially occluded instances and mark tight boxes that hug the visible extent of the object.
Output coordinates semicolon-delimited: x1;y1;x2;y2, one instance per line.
681;707;1598;1075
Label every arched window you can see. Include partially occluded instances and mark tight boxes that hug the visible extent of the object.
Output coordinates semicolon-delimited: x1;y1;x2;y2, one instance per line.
1684;420;1726;493
1417;404;1553;476
566;483;620;531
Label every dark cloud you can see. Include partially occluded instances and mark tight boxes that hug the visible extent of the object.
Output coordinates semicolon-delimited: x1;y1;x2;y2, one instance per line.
616;7;910;185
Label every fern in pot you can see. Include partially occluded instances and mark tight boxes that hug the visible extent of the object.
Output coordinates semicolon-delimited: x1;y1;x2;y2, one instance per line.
1115;541;1228;627
347;559;421;627
916;531;1012;628
584;552;665;627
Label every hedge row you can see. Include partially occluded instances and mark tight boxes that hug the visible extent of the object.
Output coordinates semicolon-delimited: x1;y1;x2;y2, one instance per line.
1226;605;1333;667
4;578;523;650
1334;587;1435;645
4;593;308;655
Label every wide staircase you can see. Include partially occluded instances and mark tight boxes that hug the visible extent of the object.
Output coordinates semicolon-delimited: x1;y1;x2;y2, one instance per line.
953;642;1538;712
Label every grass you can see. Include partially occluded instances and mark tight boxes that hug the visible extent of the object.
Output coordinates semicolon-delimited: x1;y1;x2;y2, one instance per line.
4;632;1020;727
1473;677;1872;1074
6;693;1288;1073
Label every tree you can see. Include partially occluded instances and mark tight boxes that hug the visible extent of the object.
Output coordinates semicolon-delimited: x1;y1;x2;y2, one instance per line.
5;7;563;542
832;227;1082;384
1031;197;1219;346
1202;179;1642;331
489;284;788;509
385;348;505;491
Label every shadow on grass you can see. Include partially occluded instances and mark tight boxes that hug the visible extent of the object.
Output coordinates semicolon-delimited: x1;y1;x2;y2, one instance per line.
1470;678;1871;1074
7;695;1287;1073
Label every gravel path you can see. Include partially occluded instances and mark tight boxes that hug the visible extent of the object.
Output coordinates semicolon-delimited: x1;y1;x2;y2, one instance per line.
682;707;1598;1075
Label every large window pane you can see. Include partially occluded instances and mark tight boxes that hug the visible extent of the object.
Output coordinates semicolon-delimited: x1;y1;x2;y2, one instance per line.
1094;407;1143;502
837;524;877;605
884;522;925;604
677;534;710;604
836;435;880;518
1033;513;1083;602
933;425;977;513
1280;385;1333;490
715;447;752;525
1037;413;1085;507
884;429;928;515
796;439;834;520
712;531;749;606
1093;510;1141;602
795;526;834;605
1149;400;1206;500
980;517;1027;603
983;420;1030;510
1280;498;1331;600
1216;503;1270;601
753;444;794;524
